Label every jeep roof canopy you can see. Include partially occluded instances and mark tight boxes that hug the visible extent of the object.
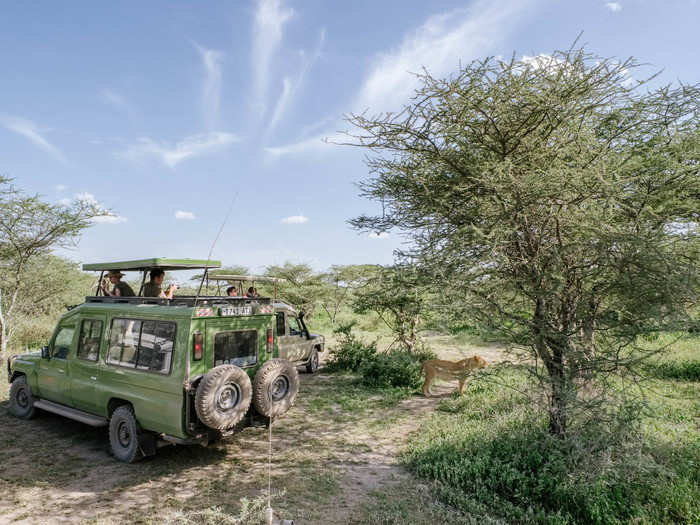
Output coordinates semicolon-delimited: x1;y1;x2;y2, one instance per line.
83;258;221;271
83;258;223;299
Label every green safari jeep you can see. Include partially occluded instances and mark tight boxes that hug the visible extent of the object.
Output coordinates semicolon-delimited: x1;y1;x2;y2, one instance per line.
6;258;300;462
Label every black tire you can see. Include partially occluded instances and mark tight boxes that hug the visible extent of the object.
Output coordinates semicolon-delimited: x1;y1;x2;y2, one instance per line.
109;405;144;463
8;376;36;420
305;347;319;374
253;359;300;418
195;365;252;430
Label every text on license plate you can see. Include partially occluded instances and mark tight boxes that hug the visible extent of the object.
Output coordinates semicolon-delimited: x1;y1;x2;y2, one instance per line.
220;306;253;316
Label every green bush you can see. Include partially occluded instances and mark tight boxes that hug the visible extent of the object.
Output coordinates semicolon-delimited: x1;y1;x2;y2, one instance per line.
360;349;422;389
325;321;378;372
647;361;700;381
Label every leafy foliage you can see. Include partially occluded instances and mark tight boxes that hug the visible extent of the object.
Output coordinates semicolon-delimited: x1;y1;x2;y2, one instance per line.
360;346;436;389
324;321;378;372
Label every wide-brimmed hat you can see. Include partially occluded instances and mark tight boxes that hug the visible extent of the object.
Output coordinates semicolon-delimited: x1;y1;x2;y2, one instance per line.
106;270;125;278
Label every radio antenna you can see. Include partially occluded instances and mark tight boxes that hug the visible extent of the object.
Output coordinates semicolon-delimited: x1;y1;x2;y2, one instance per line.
195;192;239;305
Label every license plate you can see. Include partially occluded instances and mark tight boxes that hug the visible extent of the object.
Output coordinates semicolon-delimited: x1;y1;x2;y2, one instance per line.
220;306;253;317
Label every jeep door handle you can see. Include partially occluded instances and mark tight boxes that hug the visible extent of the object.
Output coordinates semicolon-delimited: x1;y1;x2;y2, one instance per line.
57;369;65;373
90;376;97;381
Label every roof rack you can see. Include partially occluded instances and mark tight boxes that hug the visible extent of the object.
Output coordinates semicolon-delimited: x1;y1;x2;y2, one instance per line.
205;274;284;283
83;295;272;307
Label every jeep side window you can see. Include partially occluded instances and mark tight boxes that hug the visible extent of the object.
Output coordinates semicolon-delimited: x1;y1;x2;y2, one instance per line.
107;319;141;368
276;312;285;336
107;318;176;374
77;319;103;362
53;326;75;359
289;316;302;336
138;320;176;373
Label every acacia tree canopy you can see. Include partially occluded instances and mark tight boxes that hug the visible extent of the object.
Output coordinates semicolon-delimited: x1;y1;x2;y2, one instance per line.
0;178;108;359
348;47;700;435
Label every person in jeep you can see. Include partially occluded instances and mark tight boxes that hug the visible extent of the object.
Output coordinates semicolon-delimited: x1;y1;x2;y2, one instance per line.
143;269;177;298
101;270;135;297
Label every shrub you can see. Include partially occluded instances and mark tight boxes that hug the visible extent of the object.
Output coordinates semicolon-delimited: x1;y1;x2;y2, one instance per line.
325;321;378;372
647;361;700;381
359;344;436;389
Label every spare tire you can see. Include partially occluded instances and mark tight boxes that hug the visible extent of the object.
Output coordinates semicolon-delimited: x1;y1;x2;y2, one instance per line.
195;365;252;430
252;359;300;418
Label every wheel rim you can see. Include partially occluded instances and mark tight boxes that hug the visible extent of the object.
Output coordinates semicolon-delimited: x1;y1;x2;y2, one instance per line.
16;387;29;409
117;421;131;448
270;375;290;402
217;382;241;411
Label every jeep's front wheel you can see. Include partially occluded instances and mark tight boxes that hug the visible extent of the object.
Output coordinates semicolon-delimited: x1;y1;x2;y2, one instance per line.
195;365;252;430
305;348;319;374
253;359;299;418
109;405;144;463
8;376;36;420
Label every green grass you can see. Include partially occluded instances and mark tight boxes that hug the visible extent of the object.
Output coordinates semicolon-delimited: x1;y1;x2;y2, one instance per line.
402;343;700;525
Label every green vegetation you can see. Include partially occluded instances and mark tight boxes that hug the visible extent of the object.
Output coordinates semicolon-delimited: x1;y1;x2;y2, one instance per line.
325;321;436;390
404;347;700;525
347;44;700;436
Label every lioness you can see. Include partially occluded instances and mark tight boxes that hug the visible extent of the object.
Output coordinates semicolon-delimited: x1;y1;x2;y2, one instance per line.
421;355;488;397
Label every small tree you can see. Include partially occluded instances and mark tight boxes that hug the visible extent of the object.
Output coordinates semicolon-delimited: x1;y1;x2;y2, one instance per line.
353;264;428;352
319;264;378;324
265;262;325;316
0;179;107;360
347;47;700;435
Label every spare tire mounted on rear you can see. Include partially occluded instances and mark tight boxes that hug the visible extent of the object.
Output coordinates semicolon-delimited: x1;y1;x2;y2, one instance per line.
195;365;252;430
252;359;300;418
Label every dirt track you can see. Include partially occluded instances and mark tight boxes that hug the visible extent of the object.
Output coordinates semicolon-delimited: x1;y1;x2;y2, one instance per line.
0;368;460;525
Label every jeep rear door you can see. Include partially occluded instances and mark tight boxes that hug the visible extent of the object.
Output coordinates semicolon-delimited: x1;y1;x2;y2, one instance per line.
205;317;268;371
70;316;105;413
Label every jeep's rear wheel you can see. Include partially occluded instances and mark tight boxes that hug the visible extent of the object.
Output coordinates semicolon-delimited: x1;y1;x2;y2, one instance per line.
253;359;299;418
8;376;36;420
305;348;319;374
109;405;144;463
195;365;252;430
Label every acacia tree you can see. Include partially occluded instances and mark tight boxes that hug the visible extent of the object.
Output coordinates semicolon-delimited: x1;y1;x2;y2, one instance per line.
265;262;325;316
0;179;107;361
347;48;700;436
353;264;428;352
319;264;378;324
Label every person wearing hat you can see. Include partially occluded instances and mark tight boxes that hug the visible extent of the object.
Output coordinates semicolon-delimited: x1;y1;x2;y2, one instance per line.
101;270;135;297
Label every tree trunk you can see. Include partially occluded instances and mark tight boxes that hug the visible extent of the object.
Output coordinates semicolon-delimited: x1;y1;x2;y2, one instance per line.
549;373;568;437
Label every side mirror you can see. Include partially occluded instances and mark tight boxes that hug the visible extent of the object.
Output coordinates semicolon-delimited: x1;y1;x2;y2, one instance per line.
41;346;50;359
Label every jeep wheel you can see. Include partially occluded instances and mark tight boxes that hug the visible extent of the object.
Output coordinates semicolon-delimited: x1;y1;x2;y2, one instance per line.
253;359;299;418
8;376;36;420
195;365;252;430
109;405;144;463
305;348;319;374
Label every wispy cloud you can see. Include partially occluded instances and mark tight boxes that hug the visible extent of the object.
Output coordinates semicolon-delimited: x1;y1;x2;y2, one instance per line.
267;29;326;135
75;192;127;224
265;131;344;157
56;184;67;192
100;88;135;117
193;42;224;129
281;215;308;224
0;115;67;163
605;2;622;12
251;0;294;116
355;0;537;113
175;210;196;220
267;0;537;157
119;132;240;168
368;232;390;239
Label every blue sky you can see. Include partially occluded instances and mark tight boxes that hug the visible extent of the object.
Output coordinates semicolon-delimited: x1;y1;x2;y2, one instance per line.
2;0;699;274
